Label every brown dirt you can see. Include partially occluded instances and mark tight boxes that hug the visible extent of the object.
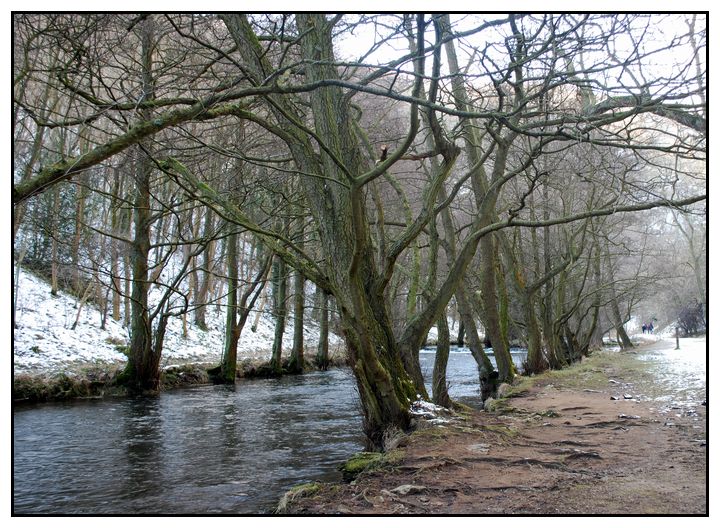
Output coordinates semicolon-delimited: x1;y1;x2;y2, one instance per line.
284;341;707;514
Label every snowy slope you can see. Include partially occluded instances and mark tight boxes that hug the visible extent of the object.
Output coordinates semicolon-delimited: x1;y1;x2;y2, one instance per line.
13;268;343;375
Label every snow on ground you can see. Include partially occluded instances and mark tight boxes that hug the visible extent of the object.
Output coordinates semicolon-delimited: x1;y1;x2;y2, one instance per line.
13;268;343;375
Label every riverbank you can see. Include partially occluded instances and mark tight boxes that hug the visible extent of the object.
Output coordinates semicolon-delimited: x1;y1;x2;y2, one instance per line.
12;352;349;403
281;338;707;514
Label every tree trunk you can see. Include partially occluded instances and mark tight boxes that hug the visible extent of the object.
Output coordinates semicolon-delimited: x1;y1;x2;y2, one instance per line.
270;253;287;375
611;298;634;349
432;311;452;408
315;289;330;370
288;217;306;374
121;19;161;394
124;146;159;393
288;266;305;374
218;227;239;383
479;235;515;383
194;206;216;330
455;286;496;400
222;13;423;449
50;186;60;296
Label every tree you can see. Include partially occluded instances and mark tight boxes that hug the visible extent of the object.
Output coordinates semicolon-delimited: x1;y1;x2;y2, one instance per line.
13;13;706;449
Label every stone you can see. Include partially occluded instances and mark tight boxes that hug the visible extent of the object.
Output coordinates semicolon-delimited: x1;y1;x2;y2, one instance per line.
497;383;513;398
390;484;428;496
467;443;490;454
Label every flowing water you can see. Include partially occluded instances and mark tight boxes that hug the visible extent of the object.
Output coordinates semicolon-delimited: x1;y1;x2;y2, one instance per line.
10;346;524;514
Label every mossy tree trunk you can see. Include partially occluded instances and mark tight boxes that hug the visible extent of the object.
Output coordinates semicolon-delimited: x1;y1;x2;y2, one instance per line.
479;235;516;384
194;206;216;331
218;227;239;383
288;218;305;374
432;312;452;408
496;231;547;375
123;19;162;394
221;13;435;449
270;253;287;375
604;243;634;349
315;289;330;370
215;238;271;384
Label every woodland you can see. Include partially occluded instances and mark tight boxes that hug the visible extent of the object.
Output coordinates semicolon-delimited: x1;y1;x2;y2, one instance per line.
12;13;706;451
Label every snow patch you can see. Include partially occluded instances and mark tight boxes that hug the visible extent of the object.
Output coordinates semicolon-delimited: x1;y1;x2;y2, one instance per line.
13;268;343;375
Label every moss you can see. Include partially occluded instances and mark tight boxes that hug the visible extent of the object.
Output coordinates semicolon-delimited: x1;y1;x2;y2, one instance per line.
337;448;407;482
503;375;534;398
483;398;517;414
160;364;210;389
276;482;323;513
339;451;385;481
480;424;519;437
275;482;339;514
13;372;107;402
537;409;561;418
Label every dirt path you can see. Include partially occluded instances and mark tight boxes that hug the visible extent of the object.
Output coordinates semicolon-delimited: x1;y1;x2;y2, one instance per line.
283;339;707;514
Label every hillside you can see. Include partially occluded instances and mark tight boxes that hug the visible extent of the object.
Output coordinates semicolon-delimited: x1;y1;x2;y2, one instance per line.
13;268;344;376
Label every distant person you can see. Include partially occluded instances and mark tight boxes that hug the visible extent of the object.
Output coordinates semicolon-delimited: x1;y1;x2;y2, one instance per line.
642;323;647;334
648;322;654;334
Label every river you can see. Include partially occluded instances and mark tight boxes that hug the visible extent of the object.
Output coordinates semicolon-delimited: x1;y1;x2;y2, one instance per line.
13;347;525;514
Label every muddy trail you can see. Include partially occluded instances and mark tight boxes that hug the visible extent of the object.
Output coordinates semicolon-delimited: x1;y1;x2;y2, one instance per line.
282;339;707;515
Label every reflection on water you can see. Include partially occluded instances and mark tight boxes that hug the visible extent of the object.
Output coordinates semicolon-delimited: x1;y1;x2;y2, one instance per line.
13;369;363;514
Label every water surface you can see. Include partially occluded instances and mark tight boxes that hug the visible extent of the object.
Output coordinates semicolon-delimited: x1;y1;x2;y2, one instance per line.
12;346;524;514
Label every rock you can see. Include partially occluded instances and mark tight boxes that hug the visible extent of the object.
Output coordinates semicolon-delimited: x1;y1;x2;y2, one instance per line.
623;394;633;399
467;443;490;454
618;413;641;420
497;383;513;398
483;397;496;411
390;484;427;496
608;379;620;384
610;396;620;400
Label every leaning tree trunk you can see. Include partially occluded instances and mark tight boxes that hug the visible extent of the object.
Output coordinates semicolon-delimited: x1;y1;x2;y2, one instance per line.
604;244;634;350
214;237;270;384
479;235;515;384
495;230;547;375
611;298;634;349
455;286;496;401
